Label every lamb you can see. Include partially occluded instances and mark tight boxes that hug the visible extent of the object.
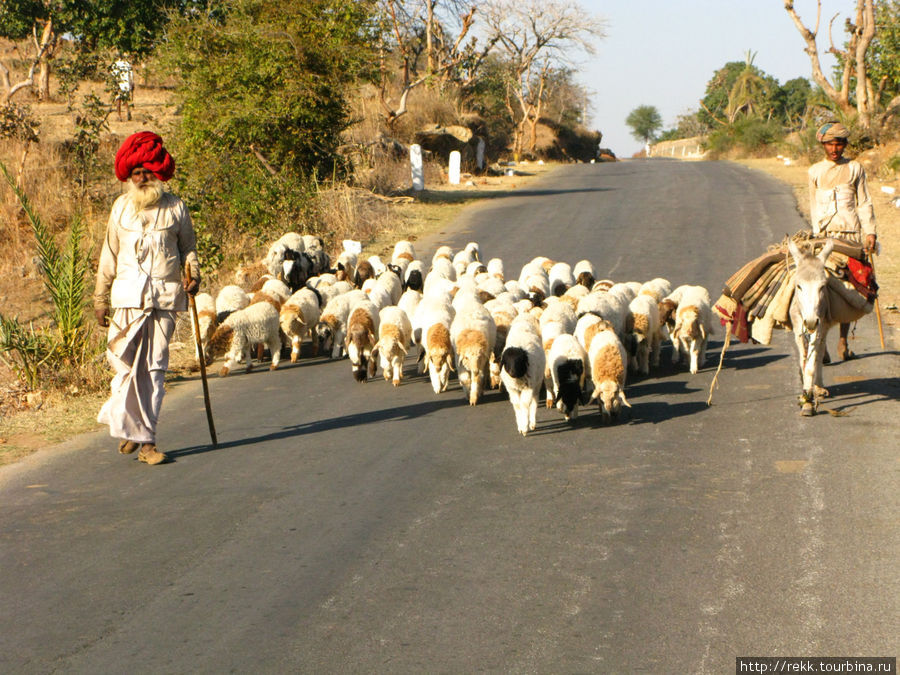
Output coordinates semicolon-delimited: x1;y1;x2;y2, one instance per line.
205;301;282;376
668;285;714;374
345;298;380;382
316;289;366;359
450;299;497;405
573;260;595;289
499;314;546;435
215;285;250;324
374;306;413;386
414;296;456;393
548;333;589;422
588;329;631;423
627;294;661;374
279;288;322;362
548;262;575;297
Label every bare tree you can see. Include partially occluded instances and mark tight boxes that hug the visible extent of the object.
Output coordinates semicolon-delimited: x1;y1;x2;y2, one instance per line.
1;21;56;103
377;0;492;125
481;0;606;156
784;0;878;128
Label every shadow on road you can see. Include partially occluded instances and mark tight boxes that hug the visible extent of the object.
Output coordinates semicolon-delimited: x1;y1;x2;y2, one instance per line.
414;186;614;205
167;395;471;459
822;376;900;413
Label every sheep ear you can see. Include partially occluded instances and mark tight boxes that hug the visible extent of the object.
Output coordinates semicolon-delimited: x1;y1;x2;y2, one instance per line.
400;343;408;355
589;388;598;402
423;359;430;374
618;390;632;408
446;355;456;372
699;324;707;340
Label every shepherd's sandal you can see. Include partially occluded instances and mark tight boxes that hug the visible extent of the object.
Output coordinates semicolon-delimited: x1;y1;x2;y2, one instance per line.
138;445;168;465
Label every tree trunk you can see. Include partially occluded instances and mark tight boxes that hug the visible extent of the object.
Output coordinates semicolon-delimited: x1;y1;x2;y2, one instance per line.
426;0;434;82
36;19;55;101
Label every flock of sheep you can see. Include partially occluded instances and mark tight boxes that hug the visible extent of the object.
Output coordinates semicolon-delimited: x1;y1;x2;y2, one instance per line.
191;233;717;435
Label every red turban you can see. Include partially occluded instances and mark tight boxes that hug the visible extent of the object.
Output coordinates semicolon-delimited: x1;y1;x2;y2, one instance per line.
114;131;175;182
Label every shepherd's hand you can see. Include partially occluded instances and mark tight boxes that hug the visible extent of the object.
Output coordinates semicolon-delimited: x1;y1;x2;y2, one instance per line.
865;234;877;254
183;277;200;295
95;308;109;327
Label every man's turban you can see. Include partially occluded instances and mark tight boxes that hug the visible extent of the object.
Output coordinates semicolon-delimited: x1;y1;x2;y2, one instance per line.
114;131;175;182
816;122;850;143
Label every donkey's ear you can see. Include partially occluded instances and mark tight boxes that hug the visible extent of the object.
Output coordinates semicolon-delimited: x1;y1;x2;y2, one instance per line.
788;239;803;263
817;238;834;263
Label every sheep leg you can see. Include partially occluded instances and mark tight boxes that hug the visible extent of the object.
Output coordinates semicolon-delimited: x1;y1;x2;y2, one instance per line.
268;334;281;370
524;387;538;432
290;335;301;363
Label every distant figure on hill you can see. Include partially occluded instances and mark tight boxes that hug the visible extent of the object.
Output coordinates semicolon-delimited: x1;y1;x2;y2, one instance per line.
93;132;201;465
112;58;134;121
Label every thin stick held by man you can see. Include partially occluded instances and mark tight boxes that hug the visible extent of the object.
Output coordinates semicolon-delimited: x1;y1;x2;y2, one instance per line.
93;132;200;465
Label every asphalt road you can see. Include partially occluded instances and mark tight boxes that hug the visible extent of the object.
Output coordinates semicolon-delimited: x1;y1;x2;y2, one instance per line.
2;160;897;674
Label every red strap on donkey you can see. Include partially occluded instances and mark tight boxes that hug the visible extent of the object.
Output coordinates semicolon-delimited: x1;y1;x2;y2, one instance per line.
846;257;878;300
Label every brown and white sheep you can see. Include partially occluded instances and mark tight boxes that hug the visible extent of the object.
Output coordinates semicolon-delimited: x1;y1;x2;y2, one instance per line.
375;306;413;386
345;298;380;382
588;329;631;423
450;299;497;405
279;288;322;362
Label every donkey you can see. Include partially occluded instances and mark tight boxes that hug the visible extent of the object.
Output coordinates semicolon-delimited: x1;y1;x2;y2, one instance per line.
788;238;834;415
788;237;876;416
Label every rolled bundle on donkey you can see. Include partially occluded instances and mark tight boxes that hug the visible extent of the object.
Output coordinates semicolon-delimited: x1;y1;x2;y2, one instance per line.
708;231;879;415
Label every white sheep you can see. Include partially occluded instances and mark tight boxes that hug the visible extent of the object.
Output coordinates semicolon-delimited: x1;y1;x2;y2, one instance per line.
215;284;250;324
345;298;380;382
264;232;304;277
450;299;497;405
361;278;393;311
548;333;589;421
499;314;546;436
588;329;631;423
573;260;595;288
668;285;714;374
639;277;672;303
432;245;454;265
397;289;422;337
627;294;661;374
206;300;282;376
485;298;518;389
487;257;504;280
375;306;413;386
576;292;627;338
575;313;615;354
375;268;403;305
392;240;416;264
548;262;575;297
414;295;456;393
279;288;322;362
404;260;426;292
334;247;358;284
315;289;366;359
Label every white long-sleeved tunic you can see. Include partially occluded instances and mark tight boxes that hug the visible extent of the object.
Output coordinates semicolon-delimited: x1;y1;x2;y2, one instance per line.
807;157;876;241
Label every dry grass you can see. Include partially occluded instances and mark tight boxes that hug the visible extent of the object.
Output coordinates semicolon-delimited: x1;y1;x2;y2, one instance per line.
735;154;900;344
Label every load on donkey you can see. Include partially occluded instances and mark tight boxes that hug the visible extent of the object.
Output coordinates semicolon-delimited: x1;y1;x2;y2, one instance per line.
709;232;879;416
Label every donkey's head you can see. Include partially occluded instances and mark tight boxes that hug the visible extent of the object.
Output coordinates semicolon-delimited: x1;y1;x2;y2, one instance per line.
789;239;834;332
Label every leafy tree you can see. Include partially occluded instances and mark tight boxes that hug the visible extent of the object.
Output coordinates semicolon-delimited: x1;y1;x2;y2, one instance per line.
772;76;813;127
626;105;662;144
159;0;378;251
699;59;779;127
657;109;707;142
866;0;900;106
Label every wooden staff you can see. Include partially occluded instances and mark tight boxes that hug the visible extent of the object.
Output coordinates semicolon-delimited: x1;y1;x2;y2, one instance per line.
186;265;218;446
867;252;886;350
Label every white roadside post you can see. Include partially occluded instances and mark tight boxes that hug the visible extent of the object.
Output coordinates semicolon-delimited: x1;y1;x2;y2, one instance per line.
476;138;485;171
448;150;461;185
410;144;424;191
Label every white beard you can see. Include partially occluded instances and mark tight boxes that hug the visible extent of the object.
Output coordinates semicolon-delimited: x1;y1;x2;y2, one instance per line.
126;178;165;211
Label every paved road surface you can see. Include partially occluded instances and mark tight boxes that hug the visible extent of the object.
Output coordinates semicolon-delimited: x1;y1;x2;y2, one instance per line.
2;160;897;673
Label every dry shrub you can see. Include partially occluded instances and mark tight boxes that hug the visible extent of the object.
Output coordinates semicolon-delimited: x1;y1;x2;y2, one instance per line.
311;184;396;256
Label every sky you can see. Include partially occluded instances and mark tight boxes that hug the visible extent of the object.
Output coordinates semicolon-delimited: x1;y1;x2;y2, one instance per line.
578;0;849;157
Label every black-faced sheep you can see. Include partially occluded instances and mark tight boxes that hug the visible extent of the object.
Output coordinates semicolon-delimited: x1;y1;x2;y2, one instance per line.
500;314;545;435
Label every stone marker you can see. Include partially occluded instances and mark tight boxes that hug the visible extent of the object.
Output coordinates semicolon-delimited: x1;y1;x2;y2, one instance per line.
410;144;424;191
476;137;485;170
449;150;461;185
